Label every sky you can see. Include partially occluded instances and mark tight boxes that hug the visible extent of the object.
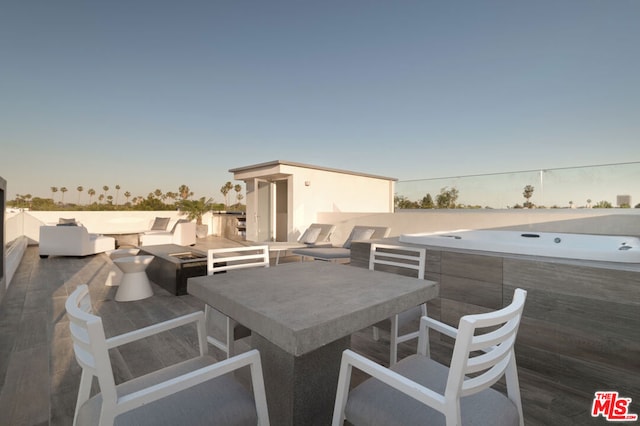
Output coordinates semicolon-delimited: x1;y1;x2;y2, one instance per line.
1;0;639;204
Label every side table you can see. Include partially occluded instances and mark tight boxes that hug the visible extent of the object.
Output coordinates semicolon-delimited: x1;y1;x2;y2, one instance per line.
113;255;154;301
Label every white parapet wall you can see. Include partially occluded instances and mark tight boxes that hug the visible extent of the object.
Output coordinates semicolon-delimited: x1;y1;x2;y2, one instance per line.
317;209;640;245
9;211;227;244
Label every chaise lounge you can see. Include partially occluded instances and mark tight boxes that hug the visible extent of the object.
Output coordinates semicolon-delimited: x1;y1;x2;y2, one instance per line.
292;225;390;263
263;223;336;264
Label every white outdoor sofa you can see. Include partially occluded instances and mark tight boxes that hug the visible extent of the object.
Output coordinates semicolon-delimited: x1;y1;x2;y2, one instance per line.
39;225;116;258
140;220;197;246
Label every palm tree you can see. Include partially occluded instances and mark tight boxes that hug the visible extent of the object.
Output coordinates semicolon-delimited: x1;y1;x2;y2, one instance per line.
523;185;535;208
77;186;84;205
165;191;177;207
179;185;192;200
50;187;58;203
177;197;213;225
24;193;32;209
98;194;104;204
124;191;131;205
60;187;68;205
102;186;109;201
234;184;243;206
115;185;121;206
88;188;96;204
220;181;233;208
107;195;113;205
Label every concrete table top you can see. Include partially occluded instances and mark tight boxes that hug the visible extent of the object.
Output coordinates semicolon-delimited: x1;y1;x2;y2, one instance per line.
188;261;439;356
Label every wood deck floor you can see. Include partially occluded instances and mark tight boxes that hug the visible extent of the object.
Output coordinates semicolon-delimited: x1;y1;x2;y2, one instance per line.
0;237;608;425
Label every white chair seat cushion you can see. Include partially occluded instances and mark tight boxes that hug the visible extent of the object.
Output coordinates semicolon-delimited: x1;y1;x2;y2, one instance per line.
76;355;258;426
345;354;520;426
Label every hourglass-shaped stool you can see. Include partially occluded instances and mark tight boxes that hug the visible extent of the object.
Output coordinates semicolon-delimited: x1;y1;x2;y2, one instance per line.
113;255;154;301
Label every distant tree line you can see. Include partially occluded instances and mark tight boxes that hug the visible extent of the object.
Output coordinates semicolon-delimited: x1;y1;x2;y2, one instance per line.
7;182;246;212
396;185;640;209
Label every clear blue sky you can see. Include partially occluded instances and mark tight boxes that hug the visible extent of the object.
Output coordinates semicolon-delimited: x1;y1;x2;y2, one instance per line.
1;0;639;203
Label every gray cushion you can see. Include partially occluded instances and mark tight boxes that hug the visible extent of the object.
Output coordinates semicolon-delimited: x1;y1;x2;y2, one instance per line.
343;228;375;249
76;356;258;426
150;217;171;231
345;354;520;426
292;247;351;260
300;227;322;244
58;217;78;226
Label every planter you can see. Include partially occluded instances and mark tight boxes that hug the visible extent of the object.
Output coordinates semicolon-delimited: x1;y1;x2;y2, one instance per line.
196;224;208;238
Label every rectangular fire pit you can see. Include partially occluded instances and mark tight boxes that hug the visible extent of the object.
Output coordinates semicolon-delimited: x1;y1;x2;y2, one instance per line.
138;244;208;295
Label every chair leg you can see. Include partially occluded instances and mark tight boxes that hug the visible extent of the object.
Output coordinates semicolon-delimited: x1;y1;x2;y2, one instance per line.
225;317;235;359
390;315;399;366
372;326;380;341
204;304;231;357
332;354;354;426
73;370;93;426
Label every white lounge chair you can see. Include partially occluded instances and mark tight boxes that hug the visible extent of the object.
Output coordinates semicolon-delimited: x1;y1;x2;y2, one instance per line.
66;284;270;426
332;289;527;426
264;223;336;264
292;225;390;263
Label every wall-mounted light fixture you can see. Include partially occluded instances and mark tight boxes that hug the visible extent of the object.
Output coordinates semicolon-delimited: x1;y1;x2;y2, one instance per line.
304;181;311;187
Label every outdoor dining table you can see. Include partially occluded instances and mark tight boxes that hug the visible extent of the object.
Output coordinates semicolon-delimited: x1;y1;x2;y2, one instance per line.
187;260;439;426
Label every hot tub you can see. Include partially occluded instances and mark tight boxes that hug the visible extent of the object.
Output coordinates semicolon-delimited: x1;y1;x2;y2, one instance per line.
398;230;640;263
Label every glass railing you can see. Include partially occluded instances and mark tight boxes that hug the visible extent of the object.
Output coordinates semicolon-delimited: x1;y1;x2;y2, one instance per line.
395;162;640;209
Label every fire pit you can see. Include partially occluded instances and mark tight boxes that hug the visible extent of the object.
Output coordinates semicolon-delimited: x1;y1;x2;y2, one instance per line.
138;245;208;295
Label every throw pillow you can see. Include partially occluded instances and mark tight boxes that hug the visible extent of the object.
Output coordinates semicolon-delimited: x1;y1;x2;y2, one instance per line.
58;218;77;226
343;228;375;249
150;217;170;231
300;227;322;244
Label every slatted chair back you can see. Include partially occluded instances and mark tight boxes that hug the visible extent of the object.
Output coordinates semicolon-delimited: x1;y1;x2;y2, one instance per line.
442;288;527;403
369;243;426;279
65;285;121;423
207;245;270;275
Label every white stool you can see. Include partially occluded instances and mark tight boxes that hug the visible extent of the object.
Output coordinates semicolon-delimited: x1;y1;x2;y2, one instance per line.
106;249;141;287
113;255;154;301
109;248;140;260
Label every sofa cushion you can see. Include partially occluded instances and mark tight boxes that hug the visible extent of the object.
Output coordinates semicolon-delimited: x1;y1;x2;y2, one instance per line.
58;218;78;226
150;217;171;230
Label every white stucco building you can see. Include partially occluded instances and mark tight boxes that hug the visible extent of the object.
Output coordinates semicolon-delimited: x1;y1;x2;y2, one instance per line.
229;160;396;242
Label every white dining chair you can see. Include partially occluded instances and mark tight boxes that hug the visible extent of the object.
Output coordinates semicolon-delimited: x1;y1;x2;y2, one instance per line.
205;246;270;358
369;243;427;365
333;288;527;426
66;284;270;426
